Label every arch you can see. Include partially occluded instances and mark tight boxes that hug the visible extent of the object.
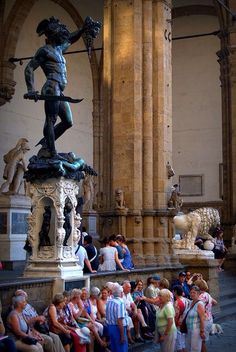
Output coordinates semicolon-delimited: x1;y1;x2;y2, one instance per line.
172;5;217;19
1;0;101;168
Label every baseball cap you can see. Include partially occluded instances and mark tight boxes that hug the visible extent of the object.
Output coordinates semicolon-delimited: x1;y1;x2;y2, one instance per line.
179;271;186;277
152;275;161;281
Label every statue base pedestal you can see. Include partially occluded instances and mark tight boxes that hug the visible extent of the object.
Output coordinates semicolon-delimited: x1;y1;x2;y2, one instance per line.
174;248;215;259
0;194;31;263
174;248;219;312
24;259;83;279
23;177;83;279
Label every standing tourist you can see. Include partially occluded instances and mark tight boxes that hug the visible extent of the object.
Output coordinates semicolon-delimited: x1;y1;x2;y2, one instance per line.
172;272;190;299
173;285;189;352
106;284;128;352
116;235;134;270
83;235;99;272
194;280;217;352
155;289;177;352
185;286;206;352
98;238;126;272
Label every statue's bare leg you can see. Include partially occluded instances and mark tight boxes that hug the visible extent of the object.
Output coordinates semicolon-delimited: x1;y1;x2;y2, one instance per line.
9;166;24;193
53;101;73;140
0;163;16;193
36;101;73;154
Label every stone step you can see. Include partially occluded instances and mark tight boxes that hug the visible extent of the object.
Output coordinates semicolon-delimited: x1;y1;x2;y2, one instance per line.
220;296;236;311
214;306;236;323
220;288;236;300
214;270;236;323
128;341;157;352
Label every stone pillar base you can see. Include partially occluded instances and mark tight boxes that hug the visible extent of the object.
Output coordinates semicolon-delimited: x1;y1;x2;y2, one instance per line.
175;249;219;314
24;259;83;279
0;194;31;263
174;249;215;260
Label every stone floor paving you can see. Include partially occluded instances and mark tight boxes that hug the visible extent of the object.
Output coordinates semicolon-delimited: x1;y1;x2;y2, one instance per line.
132;319;236;352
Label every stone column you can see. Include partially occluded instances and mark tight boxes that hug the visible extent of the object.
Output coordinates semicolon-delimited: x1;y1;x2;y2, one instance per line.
216;1;236;241
101;0;175;266
152;0;173;264
142;0;154;264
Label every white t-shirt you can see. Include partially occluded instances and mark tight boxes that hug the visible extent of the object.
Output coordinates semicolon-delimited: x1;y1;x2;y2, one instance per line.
75;245;88;269
123;292;134;311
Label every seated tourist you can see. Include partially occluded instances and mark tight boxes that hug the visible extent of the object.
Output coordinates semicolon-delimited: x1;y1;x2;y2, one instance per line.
145;275;160;300
68;289;84;322
131;280;155;336
97;287;110;319
7;295;44;352
62;291;89;352
80;288;107;349
43;293;73;352
123;281;152;343
89;287;103;334
14;289;64;352
213;227;228;271
0;299;16;352
195;237;204;250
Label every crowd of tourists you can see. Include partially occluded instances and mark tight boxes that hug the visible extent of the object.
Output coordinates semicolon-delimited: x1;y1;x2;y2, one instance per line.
0;270;218;352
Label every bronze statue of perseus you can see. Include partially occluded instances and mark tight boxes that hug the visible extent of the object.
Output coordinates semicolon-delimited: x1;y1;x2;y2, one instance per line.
24;16;101;159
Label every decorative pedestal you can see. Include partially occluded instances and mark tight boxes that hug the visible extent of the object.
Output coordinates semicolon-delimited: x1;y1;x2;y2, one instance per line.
24;177;83;279
0;194;31;267
173;248;215;260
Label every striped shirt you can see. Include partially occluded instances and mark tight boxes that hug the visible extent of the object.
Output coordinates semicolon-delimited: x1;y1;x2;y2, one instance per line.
106;297;127;326
186;301;204;331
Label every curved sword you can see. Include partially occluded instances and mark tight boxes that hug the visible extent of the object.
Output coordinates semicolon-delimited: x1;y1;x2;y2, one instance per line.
24;93;83;103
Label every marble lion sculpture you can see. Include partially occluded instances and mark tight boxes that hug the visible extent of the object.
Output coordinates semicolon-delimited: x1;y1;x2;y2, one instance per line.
173;207;220;250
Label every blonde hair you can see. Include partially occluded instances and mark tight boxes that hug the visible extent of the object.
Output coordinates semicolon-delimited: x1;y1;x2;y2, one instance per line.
159;289;172;301
159;278;170;289
194;279;208;292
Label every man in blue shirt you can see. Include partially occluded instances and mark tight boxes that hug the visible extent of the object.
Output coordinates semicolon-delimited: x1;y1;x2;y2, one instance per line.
172;272;190;299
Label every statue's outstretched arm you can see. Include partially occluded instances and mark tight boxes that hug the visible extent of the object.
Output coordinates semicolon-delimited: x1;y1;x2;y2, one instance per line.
68;27;85;45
